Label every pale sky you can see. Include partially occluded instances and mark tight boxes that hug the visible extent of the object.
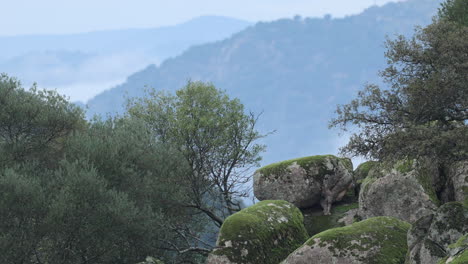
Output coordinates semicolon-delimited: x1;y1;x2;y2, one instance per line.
1;0;404;36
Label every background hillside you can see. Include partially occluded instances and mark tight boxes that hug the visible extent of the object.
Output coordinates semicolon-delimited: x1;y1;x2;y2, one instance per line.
86;0;443;166
0;16;251;102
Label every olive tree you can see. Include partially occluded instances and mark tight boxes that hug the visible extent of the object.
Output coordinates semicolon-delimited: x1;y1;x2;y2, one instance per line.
127;81;266;228
0;74;84;167
329;2;468;163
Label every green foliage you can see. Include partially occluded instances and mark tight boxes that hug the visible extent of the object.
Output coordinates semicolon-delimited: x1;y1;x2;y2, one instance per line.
0;168;47;264
0;75;208;263
39;160;160;264
0;133;199;263
127;81;266;226
330;10;468;163
439;0;468;26
0;74;85;167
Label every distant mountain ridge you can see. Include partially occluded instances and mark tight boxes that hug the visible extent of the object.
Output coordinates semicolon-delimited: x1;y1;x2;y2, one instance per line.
0;16;252;101
0;16;252;60
86;0;444;165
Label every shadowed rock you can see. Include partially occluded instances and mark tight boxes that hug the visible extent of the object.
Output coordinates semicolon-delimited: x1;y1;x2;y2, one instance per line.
406;202;468;264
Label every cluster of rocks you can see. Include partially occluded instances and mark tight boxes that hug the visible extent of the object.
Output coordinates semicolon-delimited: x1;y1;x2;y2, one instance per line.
207;154;468;264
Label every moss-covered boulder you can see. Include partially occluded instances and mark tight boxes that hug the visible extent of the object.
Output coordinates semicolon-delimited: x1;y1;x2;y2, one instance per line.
353;161;378;195
253;155;353;214
359;160;438;223
406;202;468;264
302;202;359;237
282;216;411;264
206;200;309;264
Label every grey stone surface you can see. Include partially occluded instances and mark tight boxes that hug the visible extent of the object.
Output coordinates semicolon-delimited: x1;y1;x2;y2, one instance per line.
406;202;468;264
253;155;353;214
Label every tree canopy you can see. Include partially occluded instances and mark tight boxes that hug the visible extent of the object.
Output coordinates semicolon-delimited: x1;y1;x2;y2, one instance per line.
127;81;266;228
330;2;468;163
0;75;213;263
0;74;84;167
439;0;468;26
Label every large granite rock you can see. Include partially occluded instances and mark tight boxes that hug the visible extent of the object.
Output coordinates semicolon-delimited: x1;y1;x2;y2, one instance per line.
253;155;353;214
447;161;468;204
359;160;439;223
406;202;468;264
282;216;411;264
206;200;309;264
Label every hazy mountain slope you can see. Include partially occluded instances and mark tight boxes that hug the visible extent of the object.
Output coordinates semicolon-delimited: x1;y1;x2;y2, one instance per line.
0;16;251;102
0;16;251;60
86;0;444;165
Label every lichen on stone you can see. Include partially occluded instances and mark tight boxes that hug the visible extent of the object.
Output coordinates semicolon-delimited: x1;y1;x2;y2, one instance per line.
437;235;468;264
407;202;468;264
283;216;411;264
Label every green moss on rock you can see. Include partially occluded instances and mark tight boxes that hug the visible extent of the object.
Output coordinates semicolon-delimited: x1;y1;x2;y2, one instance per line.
305;216;411;263
212;200;309;264
432;202;468;245
394;158;440;206
395;159;415;174
256;155;351;179
354;161;379;196
302;202;358;236
438;235;468;264
414;164;440;206
354;161;379;184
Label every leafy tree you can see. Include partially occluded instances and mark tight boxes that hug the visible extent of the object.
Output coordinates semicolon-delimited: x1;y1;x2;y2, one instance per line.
0;75;207;263
329;3;468;163
0;119;205;263
439;0;468;26
0;74;85;167
0;167;47;264
127;81;266;228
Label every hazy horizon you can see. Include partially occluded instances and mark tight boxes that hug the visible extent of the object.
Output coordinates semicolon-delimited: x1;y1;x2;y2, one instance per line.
2;0;404;36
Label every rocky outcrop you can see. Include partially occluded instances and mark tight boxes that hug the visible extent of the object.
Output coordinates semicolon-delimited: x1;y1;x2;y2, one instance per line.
253;155;353;214
359;160;439;223
206;200;309;264
406;202;468;264
353;161;378;195
282;216;411;264
447;161;468;204
438;235;468;264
